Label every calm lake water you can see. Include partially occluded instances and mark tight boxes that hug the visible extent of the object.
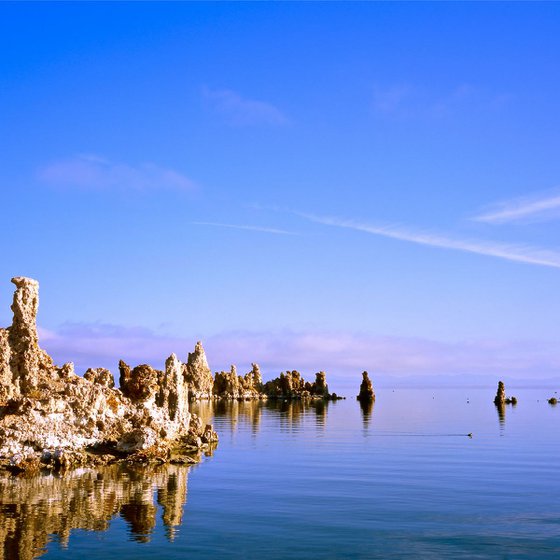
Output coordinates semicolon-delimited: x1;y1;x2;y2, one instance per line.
1;387;559;559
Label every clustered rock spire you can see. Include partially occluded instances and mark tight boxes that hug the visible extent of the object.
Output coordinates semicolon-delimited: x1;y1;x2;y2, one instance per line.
0;277;217;472
184;341;214;399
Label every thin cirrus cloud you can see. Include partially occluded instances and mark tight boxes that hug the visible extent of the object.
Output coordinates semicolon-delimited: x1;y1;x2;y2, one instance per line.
203;87;289;126
38;154;195;191
298;212;560;269
372;83;510;119
473;188;560;224
193;221;297;235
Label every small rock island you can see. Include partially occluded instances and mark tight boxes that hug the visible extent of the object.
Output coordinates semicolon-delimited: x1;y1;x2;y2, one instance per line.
0;277;218;473
356;371;375;402
493;381;517;406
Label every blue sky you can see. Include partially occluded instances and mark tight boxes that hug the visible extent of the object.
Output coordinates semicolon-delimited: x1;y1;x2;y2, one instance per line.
1;3;560;388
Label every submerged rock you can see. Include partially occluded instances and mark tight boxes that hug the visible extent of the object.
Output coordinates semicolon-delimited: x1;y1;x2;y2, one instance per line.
0;277;217;472
548;397;557;405
356;371;375;402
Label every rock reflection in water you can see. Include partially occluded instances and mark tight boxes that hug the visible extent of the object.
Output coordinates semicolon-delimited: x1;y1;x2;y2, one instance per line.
495;402;506;429
359;399;374;430
0;463;190;560
265;399;330;431
191;398;331;434
192;400;263;435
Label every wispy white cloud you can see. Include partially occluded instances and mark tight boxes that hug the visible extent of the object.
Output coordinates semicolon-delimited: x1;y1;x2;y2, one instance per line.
372;84;412;114
38;323;560;387
298;212;560;269
38;154;195;191
193;221;297;235
372;83;511;118
473;188;560;224
203;87;289;126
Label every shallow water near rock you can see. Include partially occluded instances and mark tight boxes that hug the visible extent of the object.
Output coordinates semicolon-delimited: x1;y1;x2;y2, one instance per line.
1;387;559;559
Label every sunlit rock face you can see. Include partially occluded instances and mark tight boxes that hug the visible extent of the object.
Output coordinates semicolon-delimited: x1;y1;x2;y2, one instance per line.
243;363;263;394
213;364;267;400
356;371;375;402
0;277;217;472
0;464;191;560
313;371;330;397
213;365;242;399
0;277;54;399
184;341;214;399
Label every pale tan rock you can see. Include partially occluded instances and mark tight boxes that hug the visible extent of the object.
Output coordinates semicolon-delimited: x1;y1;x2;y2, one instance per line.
83;367;115;388
0;329;11;401
213;365;240;398
157;354;189;429
8;277;41;393
184;341;214;399
313;371;329;397
0;277;218;471
242;363;263;394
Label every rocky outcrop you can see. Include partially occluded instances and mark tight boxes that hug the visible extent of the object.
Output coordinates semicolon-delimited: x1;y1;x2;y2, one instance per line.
83;367;114;388
0;277;55;399
213;365;240;398
213;364;265;400
243;363;263;394
0;277;217;473
211;364;342;401
313;371;330;398
262;370;340;400
493;381;517;406
357;371;375;402
184;341;214;399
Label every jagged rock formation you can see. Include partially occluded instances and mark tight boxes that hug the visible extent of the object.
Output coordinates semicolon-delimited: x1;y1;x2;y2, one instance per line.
174;338;344;402
357;371;375;402
244;363;263;393
0;464;191;560
0;278;55;400
213;364;265;400
262;370;339;400
0;277;217;473
493;381;517;406
184;341;214;399
211;366;339;401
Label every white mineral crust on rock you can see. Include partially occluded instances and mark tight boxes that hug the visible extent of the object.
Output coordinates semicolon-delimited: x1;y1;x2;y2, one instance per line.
0;277;218;471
